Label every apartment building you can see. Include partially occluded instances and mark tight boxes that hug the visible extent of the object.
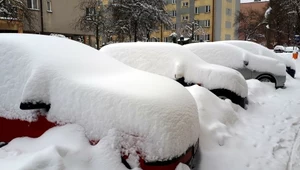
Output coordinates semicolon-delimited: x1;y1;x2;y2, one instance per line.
0;0;94;46
151;0;240;42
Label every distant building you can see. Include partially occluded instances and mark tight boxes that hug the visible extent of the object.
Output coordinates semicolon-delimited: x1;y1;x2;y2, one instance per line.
0;0;95;46
151;0;240;42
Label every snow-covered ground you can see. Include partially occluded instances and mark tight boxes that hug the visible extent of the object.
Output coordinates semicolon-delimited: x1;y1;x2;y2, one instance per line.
196;58;300;170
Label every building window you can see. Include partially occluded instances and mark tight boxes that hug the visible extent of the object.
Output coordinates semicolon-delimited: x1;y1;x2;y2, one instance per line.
182;15;189;21
172;24;176;30
194;35;200;41
226;8;232;15
205;5;210;13
205;34;210;41
27;0;38;10
172;0;176;4
47;1;52;12
171;10;176;17
195;7;199;14
226;21;232;28
204;20;210;27
86;7;96;16
225;34;231;40
182;2;188;7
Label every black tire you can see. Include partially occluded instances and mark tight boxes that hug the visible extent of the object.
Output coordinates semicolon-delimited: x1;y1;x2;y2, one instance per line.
0;142;7;148
256;74;276;86
210;89;246;109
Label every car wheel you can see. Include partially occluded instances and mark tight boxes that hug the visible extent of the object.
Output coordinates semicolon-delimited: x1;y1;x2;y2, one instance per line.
0;142;7;148
257;74;276;85
210;89;246;109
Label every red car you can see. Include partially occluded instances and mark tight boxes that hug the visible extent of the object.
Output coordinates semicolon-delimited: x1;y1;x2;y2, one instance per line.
0;34;200;170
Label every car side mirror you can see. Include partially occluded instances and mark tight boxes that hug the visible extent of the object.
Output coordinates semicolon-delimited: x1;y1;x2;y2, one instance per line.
243;60;249;66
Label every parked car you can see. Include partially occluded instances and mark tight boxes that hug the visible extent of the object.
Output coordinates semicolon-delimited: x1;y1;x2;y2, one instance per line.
274;45;285;53
223;40;296;78
100;42;248;108
184;42;286;88
285;46;299;53
0;34;200;170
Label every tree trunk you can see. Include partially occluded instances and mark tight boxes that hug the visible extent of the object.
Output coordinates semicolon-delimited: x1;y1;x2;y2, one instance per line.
134;21;138;42
147;31;150;42
96;25;100;50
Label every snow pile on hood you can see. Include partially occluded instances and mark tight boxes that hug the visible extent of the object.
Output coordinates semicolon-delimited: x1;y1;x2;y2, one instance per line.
100;42;248;98
184;42;286;76
186;85;239;147
0;124;141;170
0;34;200;162
223;40;296;70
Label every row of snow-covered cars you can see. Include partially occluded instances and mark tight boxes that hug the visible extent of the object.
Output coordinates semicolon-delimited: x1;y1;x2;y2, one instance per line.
0;34;294;170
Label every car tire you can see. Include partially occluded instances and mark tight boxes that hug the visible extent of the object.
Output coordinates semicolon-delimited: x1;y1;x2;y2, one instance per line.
210;89;246;109
0;142;7;148
257;74;276;86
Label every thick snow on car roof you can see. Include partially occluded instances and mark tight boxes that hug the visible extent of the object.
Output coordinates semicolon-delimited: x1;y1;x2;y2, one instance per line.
184;42;286;76
223;40;296;70
0;34;200;162
100;42;248;98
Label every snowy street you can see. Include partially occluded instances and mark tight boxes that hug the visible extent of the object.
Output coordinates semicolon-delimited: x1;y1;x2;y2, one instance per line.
197;58;300;170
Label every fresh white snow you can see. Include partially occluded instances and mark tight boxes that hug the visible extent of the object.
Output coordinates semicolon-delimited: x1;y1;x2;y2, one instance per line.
223;40;296;70
100;42;248;98
0;34;200;162
2;36;300;170
0;124;141;170
184;42;286;76
194;59;300;170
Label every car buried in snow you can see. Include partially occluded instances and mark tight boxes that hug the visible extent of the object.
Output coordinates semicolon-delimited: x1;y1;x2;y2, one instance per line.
222;40;296;78
184;42;286;89
0;34;200;170
100;42;248;108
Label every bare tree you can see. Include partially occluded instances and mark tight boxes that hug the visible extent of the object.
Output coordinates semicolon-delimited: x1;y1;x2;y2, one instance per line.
108;0;172;42
73;0;113;49
0;0;36;30
234;7;266;41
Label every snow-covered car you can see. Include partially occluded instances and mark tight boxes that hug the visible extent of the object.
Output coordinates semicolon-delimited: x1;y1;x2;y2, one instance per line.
100;42;248;108
274;45;285;53
184;42;286;89
0;34;200;170
285;46;299;53
223;40;296;78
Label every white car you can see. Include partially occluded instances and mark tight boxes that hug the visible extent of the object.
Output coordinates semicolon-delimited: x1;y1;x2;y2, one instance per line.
184;42;286;88
0;34;200;170
100;42;248;108
223;40;296;78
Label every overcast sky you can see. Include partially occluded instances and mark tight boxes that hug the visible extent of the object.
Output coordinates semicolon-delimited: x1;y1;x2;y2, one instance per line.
240;0;269;3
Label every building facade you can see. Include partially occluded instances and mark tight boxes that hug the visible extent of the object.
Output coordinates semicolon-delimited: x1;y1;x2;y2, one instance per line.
0;0;95;46
151;0;240;42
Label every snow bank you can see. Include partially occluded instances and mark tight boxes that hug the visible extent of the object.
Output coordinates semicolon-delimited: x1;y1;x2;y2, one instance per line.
0;124;141;170
186;85;238;147
100;42;248;98
0;34;200;162
184;42;286;76
223;40;296;70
